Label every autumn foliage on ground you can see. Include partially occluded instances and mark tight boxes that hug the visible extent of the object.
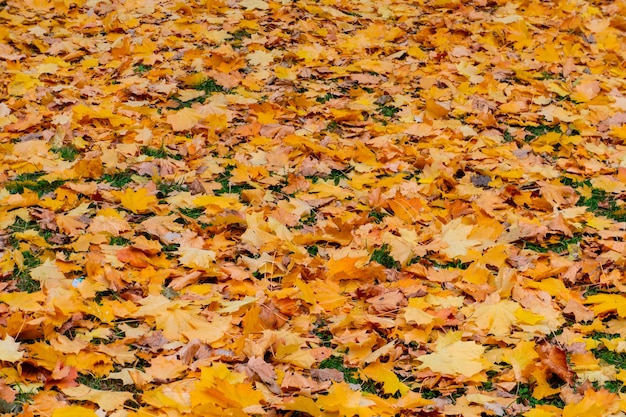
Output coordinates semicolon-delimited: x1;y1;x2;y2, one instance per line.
2;0;626;415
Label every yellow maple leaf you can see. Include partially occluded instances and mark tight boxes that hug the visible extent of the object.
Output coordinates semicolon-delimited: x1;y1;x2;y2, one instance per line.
523;407;561;417
456;60;484;84
247;49;277;66
275;66;297;80
440;218;481;259
584;294;626;317
315;382;377;417
0;335;24;362
403;298;438;326
282;396;321;417
61;385;133;412
192;364;264;412
8;73;43;96
505;340;539;380
417;332;487;377
113;187;157;214
177;247;217;270
465;296;520;337
362;362;409;395
155;306;230;343
166;107;203;131
52;406;98;417
562;388;618;417
240;0;268;9
531;368;560;400
72;104;133;127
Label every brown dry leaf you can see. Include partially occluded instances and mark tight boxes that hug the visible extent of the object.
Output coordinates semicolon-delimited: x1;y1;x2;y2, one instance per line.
537;342;575;385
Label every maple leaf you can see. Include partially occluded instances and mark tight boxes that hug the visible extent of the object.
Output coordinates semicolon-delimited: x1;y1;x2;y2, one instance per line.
362;362;409;395
465;295;520;337
537;342;575;385
584;294;626;318
506;340;540;380
0;335;24;362
61;385;133;411
417;332;487;377
177;247;217;270
247;49;277;66
51;406;99;417
166;108;204;131
438;218;481;259
112;187;157;214
191;364;265;412
562;388;618;417
315;382;378;417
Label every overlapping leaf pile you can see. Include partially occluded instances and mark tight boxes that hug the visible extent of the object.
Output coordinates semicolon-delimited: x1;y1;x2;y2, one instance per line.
1;0;626;415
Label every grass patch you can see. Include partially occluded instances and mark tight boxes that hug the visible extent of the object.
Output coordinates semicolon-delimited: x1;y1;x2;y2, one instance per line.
524;124;562;142
51;145;79;161
316;92;339;104
328;169;351;185
77;373;136;392
579;189;626;222
561;178;626;222
308;168;351;186
516;382;565;408
141;146;182;160
8;218;39;234
172;77;225;108
420;388;466;402
0;398;23;414
592;347;626;369
325;120;340;132
0;387;36;413
421;389;440;399
162;243;179;252
102;171;135;188
370;244;400;269
368;210;389;224
407;256;470;269
179;207;205;219
299;212;318;227
214;166;253;195
378;105;400;118
13;251;41;293
162;243;180;259
602;380;626;394
133;63;152;73
94;290;121;304
306;245;319;256
481;381;495;391
319;356;377;393
109;236;131;246
193;77;224;94
229;29;252;48
522;235;583;254
590;332;621;341
13;172;45;181
431;259;470;270
5;173;66;196
313;320;332;347
157;180;187;198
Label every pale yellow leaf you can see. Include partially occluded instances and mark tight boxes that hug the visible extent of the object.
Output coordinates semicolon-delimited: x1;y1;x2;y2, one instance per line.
0;335;24;362
417;332;486;377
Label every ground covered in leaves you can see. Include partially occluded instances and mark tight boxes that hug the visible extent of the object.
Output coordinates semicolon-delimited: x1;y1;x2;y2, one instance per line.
1;0;626;415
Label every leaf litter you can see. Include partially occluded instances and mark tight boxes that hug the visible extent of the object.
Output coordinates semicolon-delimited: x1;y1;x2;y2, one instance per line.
1;0;626;416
